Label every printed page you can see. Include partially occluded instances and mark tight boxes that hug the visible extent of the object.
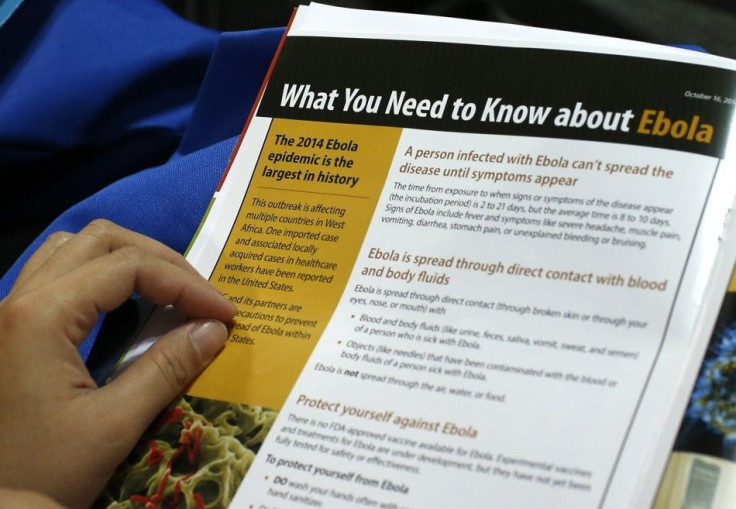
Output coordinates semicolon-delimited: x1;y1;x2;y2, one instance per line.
199;12;736;509
228;127;722;509
96;6;736;509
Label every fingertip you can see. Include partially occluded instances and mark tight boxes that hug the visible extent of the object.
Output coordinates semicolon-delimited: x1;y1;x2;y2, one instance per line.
225;299;239;318
211;292;238;323
206;281;238;313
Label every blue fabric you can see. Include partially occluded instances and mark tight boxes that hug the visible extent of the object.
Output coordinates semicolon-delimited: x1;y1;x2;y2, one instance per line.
0;0;221;228
0;0;284;359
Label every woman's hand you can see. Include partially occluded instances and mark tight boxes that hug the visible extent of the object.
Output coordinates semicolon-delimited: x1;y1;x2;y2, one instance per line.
0;220;236;508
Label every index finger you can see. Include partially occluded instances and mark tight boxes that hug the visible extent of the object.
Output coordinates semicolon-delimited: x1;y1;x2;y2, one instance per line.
17;220;206;295
11;231;74;293
44;246;236;347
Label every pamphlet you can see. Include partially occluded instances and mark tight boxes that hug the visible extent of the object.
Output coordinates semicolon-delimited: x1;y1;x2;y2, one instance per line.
94;4;736;509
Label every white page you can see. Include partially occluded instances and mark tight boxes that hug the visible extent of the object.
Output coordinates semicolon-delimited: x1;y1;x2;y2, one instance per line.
224;135;735;509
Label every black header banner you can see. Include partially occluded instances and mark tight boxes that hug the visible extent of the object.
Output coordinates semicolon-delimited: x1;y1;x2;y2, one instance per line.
257;36;736;158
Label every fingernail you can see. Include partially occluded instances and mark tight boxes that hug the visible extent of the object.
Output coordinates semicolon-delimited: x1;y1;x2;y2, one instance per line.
189;320;228;363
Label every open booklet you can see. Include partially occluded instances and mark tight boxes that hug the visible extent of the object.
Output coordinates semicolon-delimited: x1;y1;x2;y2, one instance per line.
91;3;736;508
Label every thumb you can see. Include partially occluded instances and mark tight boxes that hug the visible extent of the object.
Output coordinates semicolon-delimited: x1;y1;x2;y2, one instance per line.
99;319;228;437
0;487;69;509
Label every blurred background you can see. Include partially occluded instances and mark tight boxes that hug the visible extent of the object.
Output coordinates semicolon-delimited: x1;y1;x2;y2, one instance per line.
164;0;736;59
